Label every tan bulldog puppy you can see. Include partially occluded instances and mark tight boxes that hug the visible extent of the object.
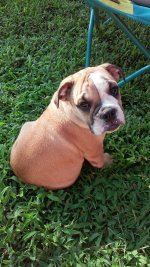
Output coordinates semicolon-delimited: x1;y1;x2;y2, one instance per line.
10;63;125;190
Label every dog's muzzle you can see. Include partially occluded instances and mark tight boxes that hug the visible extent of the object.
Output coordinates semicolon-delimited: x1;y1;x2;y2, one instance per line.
91;104;125;135
100;107;117;121
100;107;121;130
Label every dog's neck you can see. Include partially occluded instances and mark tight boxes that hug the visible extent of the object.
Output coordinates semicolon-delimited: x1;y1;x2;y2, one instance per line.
50;99;90;129
49;99;105;142
47;98;106;142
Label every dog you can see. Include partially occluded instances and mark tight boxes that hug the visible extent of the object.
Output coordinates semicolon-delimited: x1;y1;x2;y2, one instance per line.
10;63;125;190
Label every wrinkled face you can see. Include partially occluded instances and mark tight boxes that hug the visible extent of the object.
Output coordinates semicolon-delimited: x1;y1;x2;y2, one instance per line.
72;71;125;135
54;64;125;135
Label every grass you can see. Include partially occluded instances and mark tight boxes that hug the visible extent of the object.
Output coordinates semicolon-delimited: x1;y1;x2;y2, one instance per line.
0;0;150;266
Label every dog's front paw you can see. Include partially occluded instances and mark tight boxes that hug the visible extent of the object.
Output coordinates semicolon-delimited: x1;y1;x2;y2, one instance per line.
103;153;113;167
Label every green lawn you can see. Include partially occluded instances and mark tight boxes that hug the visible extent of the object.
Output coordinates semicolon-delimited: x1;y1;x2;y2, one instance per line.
0;0;150;266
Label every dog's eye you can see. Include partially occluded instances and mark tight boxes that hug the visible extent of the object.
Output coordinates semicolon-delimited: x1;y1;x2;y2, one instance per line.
78;101;91;112
110;86;119;97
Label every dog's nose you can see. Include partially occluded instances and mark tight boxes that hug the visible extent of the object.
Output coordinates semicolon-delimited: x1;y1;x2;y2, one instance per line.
100;107;117;121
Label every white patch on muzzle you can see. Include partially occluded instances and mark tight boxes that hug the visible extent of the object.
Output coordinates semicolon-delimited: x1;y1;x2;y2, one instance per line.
89;71;125;135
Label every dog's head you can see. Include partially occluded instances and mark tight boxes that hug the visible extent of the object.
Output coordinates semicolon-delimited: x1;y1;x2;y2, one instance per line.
54;63;125;135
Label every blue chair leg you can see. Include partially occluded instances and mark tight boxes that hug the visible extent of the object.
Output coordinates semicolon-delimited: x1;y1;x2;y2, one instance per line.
108;12;150;60
85;8;95;67
118;64;150;87
85;7;150;85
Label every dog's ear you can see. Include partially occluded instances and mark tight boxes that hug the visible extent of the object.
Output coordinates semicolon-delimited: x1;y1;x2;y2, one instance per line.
54;76;74;108
103;63;124;81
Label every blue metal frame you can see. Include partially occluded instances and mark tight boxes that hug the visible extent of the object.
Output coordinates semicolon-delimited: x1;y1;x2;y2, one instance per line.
118;64;150;87
86;0;150;25
86;9;95;67
85;6;150;86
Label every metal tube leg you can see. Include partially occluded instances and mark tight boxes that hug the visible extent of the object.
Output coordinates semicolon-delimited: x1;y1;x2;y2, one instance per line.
85;8;95;67
118;64;150;87
108;12;150;60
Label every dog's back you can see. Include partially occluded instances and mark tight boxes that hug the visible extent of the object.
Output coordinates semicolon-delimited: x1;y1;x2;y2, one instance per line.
10;106;85;189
